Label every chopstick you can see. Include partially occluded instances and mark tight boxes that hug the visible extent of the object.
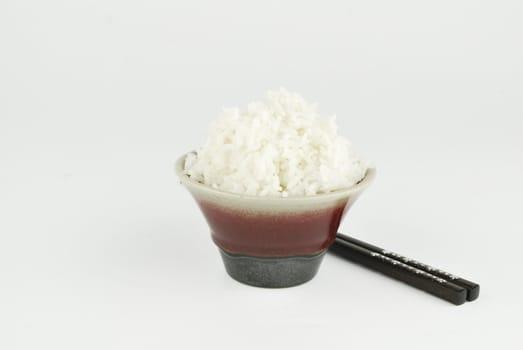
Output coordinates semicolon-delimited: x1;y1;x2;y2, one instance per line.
329;233;480;305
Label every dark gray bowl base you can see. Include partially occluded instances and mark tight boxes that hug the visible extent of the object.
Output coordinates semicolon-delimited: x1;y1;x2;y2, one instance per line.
218;248;326;288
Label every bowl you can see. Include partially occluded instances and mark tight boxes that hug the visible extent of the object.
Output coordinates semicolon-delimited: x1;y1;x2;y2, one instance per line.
175;152;375;288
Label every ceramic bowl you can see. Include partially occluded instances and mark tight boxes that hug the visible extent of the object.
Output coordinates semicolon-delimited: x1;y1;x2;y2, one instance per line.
175;152;375;288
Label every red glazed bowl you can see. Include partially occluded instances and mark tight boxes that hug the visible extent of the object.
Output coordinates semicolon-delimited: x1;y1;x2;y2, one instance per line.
176;152;375;288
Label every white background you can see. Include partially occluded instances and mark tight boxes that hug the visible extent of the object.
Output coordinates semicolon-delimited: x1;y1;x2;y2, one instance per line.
1;1;522;349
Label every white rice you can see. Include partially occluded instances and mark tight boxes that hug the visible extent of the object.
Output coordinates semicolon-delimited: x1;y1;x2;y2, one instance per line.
184;88;370;197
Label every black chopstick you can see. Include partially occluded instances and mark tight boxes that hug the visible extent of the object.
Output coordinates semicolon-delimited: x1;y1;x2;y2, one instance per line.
329;233;479;305
337;234;480;301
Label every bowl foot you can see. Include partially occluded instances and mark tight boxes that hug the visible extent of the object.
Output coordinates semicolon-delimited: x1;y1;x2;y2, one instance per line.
218;248;325;288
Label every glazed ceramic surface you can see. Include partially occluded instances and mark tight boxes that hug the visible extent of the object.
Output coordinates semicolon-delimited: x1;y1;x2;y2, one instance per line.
176;152;375;256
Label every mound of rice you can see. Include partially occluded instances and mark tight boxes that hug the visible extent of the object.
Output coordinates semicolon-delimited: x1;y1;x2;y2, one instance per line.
184;88;369;197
